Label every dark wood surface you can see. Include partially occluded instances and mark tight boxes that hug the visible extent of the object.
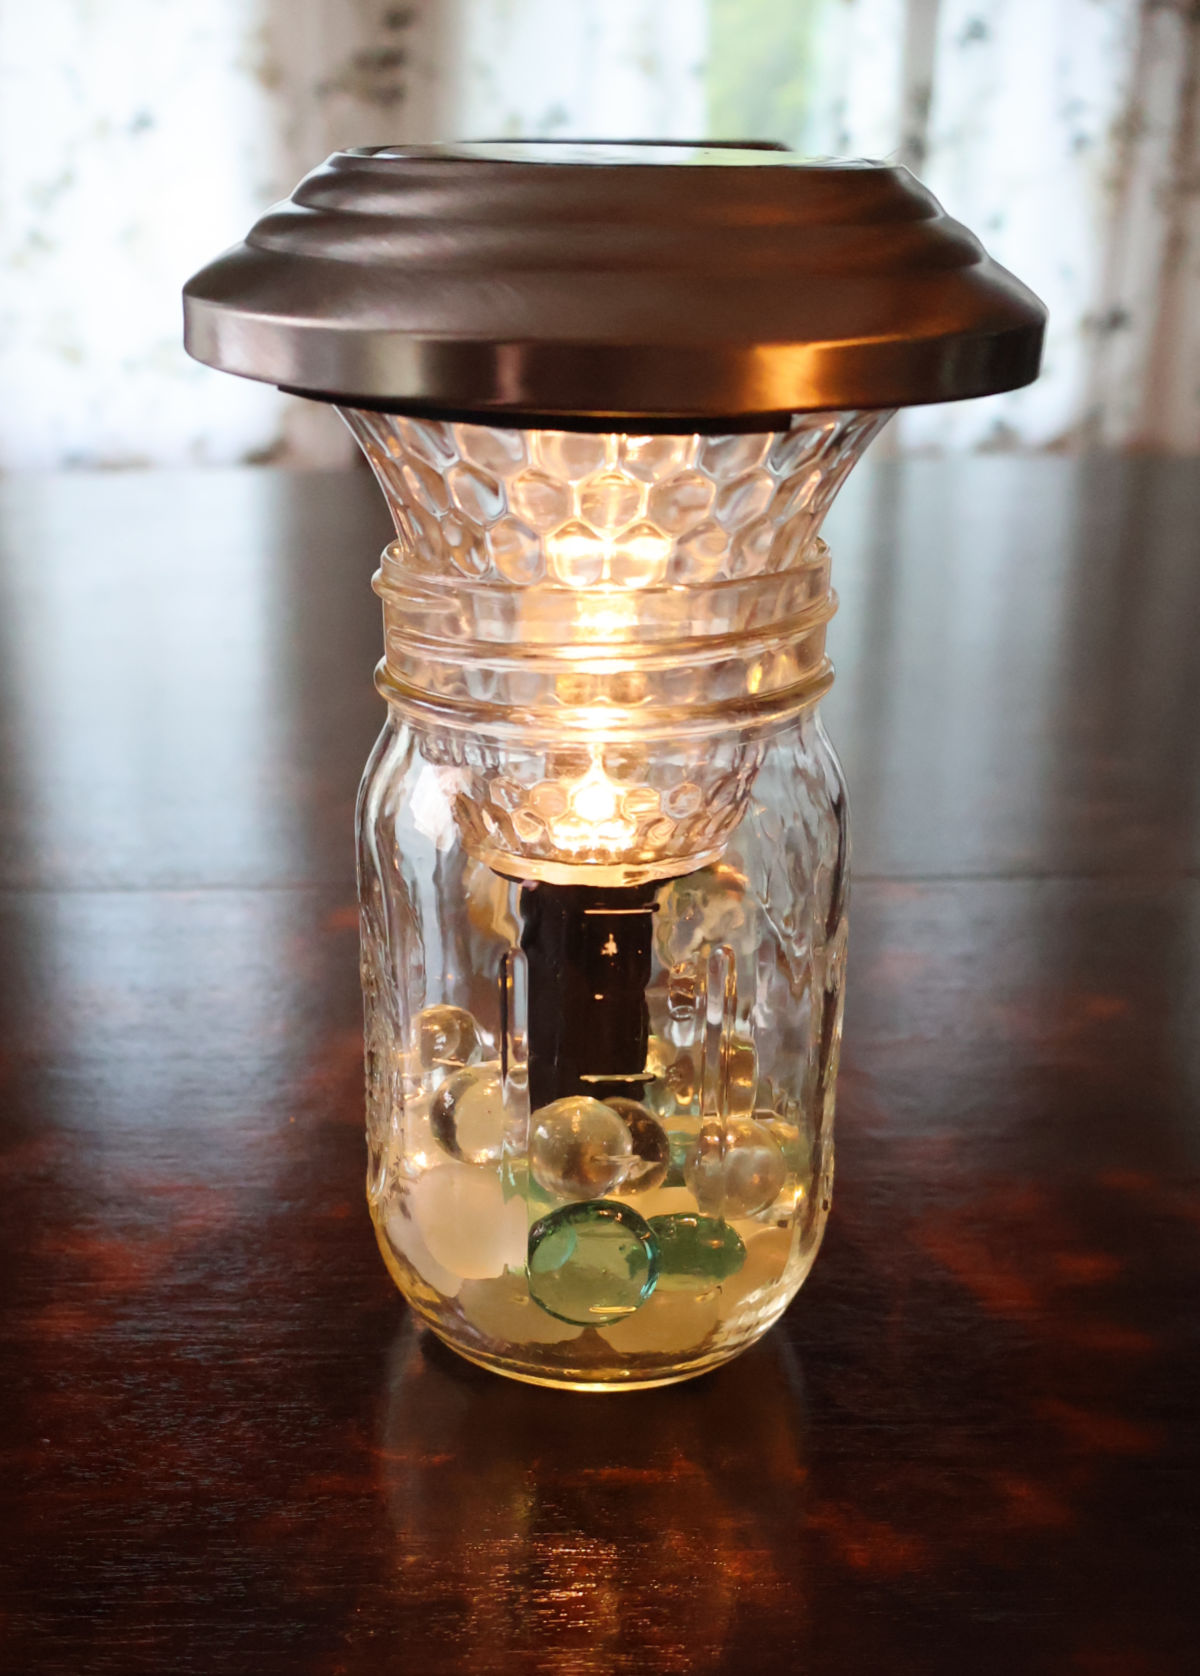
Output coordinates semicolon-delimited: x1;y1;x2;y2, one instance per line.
1;457;1197;1675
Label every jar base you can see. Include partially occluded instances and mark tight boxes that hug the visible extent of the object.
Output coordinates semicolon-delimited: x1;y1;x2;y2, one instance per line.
422;1316;779;1392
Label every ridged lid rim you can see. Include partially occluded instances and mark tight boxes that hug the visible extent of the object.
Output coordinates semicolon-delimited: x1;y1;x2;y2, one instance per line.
182;141;1045;423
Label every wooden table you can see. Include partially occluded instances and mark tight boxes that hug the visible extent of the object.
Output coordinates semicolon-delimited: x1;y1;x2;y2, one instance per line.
2;458;1197;1674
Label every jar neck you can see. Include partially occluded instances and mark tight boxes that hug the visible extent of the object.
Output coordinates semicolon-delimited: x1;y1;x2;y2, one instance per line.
344;409;888;884
372;539;836;740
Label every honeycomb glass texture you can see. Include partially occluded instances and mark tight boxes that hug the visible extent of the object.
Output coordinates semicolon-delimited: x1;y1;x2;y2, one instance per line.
343;410;887;587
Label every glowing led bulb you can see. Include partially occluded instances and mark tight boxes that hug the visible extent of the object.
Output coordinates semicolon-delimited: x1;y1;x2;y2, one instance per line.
572;762;619;825
545;756;638;855
546;522;604;587
547;525;672;593
612;524;672;587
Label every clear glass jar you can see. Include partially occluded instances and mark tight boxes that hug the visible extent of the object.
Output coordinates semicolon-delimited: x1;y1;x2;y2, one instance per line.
342;408;889;1389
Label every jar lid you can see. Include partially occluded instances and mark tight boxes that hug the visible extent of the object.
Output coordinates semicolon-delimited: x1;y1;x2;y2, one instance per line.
182;141;1045;425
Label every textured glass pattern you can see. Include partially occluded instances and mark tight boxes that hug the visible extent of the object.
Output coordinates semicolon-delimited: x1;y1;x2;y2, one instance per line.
358;709;848;1388
343;410;887;587
416;728;767;886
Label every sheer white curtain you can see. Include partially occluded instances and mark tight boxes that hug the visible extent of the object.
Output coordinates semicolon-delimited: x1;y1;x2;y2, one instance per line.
798;0;1200;453
1;0;1196;466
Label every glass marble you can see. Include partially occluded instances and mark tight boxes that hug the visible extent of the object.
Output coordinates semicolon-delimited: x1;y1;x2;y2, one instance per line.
648;1212;746;1290
527;1200;659;1326
409;1163;528;1280
380;1198;464;1299
414;1004;482;1070
684;1116;788;1219
529;1095;633;1200
603;1097;670;1192
430;1060;507;1165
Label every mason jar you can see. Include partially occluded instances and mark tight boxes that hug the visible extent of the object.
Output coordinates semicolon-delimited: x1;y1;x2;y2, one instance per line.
345;406;888;1389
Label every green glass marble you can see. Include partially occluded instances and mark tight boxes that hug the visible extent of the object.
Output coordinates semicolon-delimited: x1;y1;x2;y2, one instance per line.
648;1212;746;1291
527;1200;659;1326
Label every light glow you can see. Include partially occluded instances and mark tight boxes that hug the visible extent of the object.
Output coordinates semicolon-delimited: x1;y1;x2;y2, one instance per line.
549;525;673;597
546;756;638;855
572;590;640;644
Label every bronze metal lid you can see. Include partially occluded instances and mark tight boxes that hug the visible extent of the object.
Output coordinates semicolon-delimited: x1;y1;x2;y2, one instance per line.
182;141;1045;424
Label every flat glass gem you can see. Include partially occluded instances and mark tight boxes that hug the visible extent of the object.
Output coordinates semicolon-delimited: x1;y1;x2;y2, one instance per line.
684;1116;788;1218
648;1213;746;1291
604;1097;670;1192
529;1096;634;1200
527;1200;659;1326
414;1004;482;1070
430;1061;507;1165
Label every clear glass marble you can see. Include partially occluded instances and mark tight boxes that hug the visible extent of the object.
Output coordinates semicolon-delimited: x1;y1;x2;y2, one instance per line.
346;408;887;1389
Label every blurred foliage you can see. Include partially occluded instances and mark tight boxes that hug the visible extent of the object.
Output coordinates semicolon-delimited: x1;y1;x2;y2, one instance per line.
706;0;825;152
